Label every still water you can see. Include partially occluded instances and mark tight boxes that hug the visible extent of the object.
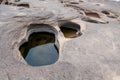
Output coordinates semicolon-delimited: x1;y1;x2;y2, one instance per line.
19;32;59;66
60;27;78;38
60;22;81;38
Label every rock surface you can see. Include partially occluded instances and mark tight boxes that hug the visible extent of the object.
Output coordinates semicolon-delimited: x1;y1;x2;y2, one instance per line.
0;0;120;80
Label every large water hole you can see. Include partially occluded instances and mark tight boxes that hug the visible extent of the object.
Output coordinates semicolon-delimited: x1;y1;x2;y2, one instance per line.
19;24;59;66
59;22;82;38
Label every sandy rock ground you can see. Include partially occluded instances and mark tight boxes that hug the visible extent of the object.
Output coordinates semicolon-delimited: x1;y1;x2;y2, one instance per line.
0;0;120;80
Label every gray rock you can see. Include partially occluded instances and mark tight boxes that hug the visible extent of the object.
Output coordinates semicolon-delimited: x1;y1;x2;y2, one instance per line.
0;0;120;80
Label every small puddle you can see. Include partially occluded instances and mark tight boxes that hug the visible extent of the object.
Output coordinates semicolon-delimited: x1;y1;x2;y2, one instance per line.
60;22;82;38
19;32;59;66
60;27;78;38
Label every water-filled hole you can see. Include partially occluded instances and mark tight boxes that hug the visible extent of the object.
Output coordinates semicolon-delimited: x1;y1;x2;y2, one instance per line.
60;22;82;38
19;25;59;66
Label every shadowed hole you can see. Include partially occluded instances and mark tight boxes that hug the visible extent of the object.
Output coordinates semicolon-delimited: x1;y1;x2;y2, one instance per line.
69;2;79;4
15;0;20;2
82;18;108;24
85;12;100;18
107;15;118;18
82;18;99;23
101;10;118;18
17;3;29;8
5;1;8;5
101;10;110;15
79;0;84;2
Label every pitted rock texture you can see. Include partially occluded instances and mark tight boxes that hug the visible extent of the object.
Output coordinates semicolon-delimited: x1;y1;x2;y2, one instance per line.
0;0;120;80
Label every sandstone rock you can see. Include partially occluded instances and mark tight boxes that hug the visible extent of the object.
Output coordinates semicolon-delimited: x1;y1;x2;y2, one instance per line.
0;0;120;80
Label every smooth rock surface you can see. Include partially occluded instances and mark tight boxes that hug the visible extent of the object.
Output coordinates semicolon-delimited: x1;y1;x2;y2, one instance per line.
0;0;120;80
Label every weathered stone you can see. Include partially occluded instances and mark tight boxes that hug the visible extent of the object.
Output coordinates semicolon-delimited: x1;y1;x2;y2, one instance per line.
0;0;120;80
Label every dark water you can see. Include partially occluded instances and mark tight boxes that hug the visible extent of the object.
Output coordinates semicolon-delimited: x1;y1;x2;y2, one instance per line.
19;32;59;66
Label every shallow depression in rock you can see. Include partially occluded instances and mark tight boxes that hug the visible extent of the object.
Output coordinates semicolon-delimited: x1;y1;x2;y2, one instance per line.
85;12;100;18
60;22;82;38
19;32;59;66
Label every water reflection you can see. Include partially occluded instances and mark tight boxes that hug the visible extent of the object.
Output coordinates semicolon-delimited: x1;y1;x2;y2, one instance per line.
60;22;82;38
19;32;59;66
60;27;78;38
25;43;58;66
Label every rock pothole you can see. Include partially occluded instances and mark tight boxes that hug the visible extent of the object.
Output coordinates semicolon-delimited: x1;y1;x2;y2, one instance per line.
101;10;119;18
18;21;83;66
14;0;20;2
69;2;79;4
17;3;30;8
1;0;30;8
19;24;59;66
59;21;82;38
81;17;108;24
101;10;110;15
85;12;100;18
